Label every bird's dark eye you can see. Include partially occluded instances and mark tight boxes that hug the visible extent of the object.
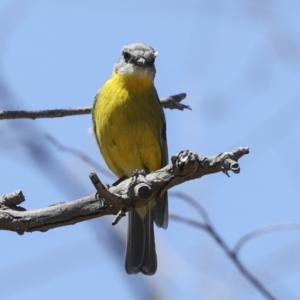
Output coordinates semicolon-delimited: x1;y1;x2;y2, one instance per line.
123;51;131;62
148;57;155;65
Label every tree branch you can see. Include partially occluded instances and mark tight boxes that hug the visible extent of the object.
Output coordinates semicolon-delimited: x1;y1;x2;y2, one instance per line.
234;222;300;255
0;93;189;120
159;93;190;110
0;147;249;234
0;107;92;120
169;191;278;300
170;214;277;300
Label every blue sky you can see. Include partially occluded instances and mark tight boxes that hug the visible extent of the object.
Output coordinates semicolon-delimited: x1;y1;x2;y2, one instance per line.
1;1;300;299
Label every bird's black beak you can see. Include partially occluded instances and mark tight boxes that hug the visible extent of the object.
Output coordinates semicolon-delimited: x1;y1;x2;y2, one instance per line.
135;57;146;66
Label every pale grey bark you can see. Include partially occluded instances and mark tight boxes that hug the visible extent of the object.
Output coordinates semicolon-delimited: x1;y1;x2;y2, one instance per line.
0;147;249;234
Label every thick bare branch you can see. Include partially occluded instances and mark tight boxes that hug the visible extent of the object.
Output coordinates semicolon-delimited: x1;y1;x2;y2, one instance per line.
0;93;188;120
0;147;248;234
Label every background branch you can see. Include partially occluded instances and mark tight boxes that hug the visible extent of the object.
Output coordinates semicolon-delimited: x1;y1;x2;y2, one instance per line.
170;214;277;300
1;142;283;299
234;222;300;255
44;133;114;179
169;191;280;300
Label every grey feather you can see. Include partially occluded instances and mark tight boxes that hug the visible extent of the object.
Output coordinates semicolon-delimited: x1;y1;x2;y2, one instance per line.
125;204;157;275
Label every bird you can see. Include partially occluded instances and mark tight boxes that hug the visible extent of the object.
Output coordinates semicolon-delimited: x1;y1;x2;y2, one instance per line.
92;43;168;275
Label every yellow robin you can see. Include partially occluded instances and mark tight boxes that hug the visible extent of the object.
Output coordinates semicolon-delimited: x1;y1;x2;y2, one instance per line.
92;43;168;275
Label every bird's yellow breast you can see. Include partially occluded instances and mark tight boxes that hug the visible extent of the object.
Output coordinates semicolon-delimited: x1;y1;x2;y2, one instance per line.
93;72;164;178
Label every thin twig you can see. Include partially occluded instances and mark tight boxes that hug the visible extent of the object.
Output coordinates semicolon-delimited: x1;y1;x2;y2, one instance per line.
89;173;126;206
234;222;300;255
45;134;114;179
0;93;189;120
170;191;212;225
206;224;277;300
169;214;206;230
0;107;92;120
171;197;277;300
160;93;190;110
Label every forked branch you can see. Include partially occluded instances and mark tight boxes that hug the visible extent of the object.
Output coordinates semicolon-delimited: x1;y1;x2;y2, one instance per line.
0;147;249;234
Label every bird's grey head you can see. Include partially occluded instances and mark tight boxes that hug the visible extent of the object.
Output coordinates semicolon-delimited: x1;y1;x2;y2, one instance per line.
114;43;157;79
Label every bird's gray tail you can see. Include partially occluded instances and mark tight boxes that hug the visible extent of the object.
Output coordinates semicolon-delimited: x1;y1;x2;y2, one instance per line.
125;204;157;275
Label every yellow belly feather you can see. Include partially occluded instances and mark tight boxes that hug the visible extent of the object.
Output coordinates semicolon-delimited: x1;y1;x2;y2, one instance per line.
93;72;164;179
